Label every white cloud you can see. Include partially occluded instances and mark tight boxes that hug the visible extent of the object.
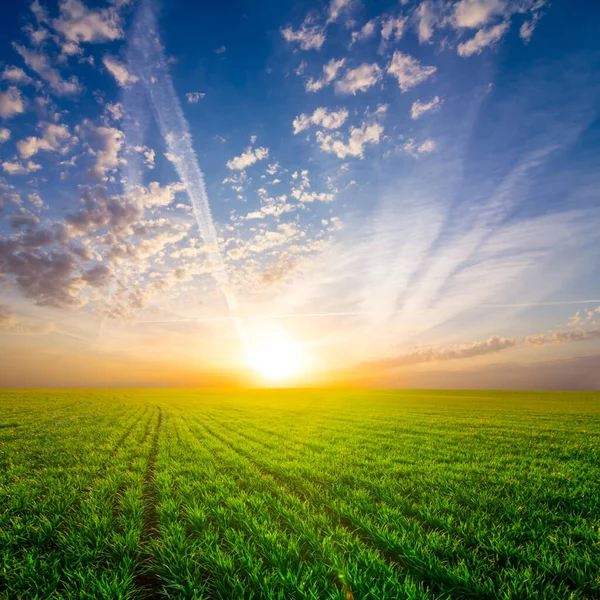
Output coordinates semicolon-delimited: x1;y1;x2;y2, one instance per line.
226;146;269;170
335;63;382;95
351;20;377;44
402;137;437;156
381;15;408;42
526;328;600;346
133;181;185;207
102;55;138;87
105;102;122;121
453;0;505;29
411;96;442;119
82;120;124;179
416;1;438;43
0;128;10;143
418;138;437;153
328;0;353;23
2;160;42;175
306;58;345;92
13;44;82;95
387;51;436;92
215;45;226;54
1;66;33;85
0;87;25;119
52;0;123;43
186;92;206;103
316;122;383;159
281;17;326;50
17;123;75;158
293;107;349;134
457;21;509;56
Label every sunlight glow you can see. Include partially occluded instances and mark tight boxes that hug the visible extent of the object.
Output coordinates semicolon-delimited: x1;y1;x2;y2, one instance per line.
247;327;307;382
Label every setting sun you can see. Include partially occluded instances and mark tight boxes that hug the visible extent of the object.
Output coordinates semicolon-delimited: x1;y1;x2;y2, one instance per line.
247;327;307;382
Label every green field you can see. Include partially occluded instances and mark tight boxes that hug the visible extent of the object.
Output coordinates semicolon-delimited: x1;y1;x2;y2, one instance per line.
1;390;599;599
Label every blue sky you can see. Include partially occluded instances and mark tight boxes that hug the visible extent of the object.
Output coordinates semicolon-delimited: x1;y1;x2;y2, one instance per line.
1;0;600;388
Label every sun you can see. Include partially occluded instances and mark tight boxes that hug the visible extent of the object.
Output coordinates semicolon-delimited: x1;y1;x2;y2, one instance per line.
247;326;307;383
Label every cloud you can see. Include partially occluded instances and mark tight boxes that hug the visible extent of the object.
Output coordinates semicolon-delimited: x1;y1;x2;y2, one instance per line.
0;87;25;119
1;66;33;85
351;20;377;44
0;128;10;143
328;0;353;23
52;0;123;43
457;21;510;56
411;96;442;119
6;207;40;229
17;123;75;158
362;336;517;372
13;44;82;95
81;120;125;180
453;0;505;29
316;122;383;159
526;328;600;346
214;45;226;54
186;92;205;103
418;138;437;153
102;55;138;87
0;305;54;335
281;17;326;50
401;137;437;156
226;146;269;170
293;107;349;134
387;51;436;92
381;15;408;42
416;1;438;43
306;58;345;92
335;63;382;95
2;160;42;175
133;181;185;207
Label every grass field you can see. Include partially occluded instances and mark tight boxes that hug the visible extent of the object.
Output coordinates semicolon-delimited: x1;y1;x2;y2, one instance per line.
1;389;599;599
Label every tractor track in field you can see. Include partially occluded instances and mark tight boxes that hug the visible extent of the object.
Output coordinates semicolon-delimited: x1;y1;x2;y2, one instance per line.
134;406;165;600
194;418;499;600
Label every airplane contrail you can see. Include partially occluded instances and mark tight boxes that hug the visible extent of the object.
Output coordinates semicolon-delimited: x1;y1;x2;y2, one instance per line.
135;299;600;325
127;0;247;348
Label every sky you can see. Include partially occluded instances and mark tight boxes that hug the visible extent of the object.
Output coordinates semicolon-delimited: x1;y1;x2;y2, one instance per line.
1;0;600;389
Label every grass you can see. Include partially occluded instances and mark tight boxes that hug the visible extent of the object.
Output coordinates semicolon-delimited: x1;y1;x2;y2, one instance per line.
1;389;599;599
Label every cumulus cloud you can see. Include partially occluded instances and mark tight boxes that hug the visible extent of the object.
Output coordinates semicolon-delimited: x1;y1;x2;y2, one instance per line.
453;0;505;29
293;107;349;134
2;160;42;175
281;17;326;50
335;63;382;95
328;0;353;23
186;92;205;103
81;120;125;180
6;207;40;229
226;146;269;170
13;44;82;95
102;55;138;87
0;87;25;119
457;21;510;56
387;51;436;92
0;129;10;143
1;66;33;86
17;123;75;158
52;0;123;43
411;96;442;119
133;181;185;207
306;58;345;92
351;20;377;44
316;122;383;159
526;328;600;346
402;137;437;156
381;15;408;42
416;1;438;43
363;336;517;372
